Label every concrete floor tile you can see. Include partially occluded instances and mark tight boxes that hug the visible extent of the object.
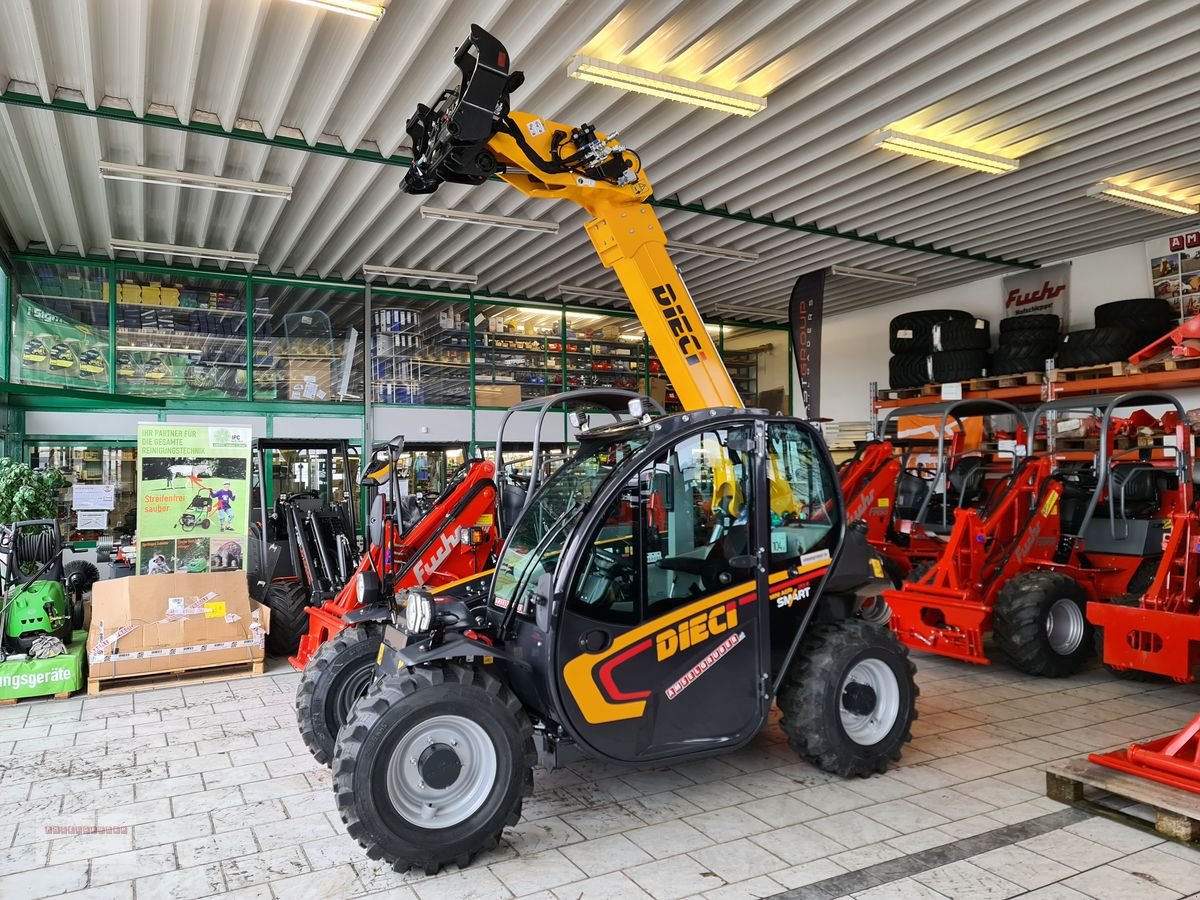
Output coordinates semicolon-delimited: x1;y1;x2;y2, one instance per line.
560;833;653;876
1110;846;1200;895
851;878;950;900
415;867;513;900
914;860;1024;899
683;807;771;843
1064;865;1184;900
626;853;726;900
807;810;901;849
969;844;1075;889
688;837;788;883
490;848;586;896
551;870;653;900
626;820;714;859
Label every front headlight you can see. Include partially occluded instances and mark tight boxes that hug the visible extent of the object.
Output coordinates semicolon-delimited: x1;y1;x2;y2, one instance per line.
355;571;381;607
404;588;434;634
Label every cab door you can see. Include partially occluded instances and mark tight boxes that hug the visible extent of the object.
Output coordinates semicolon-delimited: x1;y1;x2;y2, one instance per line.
554;422;770;763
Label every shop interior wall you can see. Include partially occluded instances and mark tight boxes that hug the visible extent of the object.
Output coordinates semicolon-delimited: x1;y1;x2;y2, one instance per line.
819;240;1156;423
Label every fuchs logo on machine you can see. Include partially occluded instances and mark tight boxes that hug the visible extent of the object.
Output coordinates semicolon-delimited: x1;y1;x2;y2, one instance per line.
1005;280;1066;309
653;284;706;365
665;631;744;700
412;529;462;584
654;600;738;661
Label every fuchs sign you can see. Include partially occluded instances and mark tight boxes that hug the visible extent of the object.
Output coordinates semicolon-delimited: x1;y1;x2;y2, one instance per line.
1002;263;1070;321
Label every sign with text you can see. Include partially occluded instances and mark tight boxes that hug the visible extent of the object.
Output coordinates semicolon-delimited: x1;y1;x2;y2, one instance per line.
71;484;115;511
136;424;251;578
1145;231;1200;319
788;269;827;420
1003;263;1070;322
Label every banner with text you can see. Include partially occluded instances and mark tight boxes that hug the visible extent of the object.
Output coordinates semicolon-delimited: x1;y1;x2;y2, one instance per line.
788;269;827;420
136;424;251;577
1002;263;1070;322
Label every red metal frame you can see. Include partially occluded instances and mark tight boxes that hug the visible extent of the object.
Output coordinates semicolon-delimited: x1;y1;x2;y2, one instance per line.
1090;712;1200;795
289;459;500;669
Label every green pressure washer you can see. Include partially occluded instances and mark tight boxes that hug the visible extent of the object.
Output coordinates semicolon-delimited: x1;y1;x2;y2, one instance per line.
0;521;98;658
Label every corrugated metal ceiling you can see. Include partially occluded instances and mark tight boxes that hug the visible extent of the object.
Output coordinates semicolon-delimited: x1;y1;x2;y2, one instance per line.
0;0;1198;320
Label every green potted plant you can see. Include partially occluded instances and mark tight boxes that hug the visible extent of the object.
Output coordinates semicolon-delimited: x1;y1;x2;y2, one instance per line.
0;458;67;524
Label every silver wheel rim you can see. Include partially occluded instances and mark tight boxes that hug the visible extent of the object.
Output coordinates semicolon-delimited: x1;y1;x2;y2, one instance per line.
855;595;892;625
1046;597;1085;655
839;658;901;746
386;714;497;829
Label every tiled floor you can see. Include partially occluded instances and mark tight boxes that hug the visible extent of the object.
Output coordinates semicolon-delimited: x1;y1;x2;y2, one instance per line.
1;652;1199;900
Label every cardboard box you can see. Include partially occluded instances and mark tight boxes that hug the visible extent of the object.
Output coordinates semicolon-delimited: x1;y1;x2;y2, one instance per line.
87;572;268;680
650;377;671;406
0;630;86;699
286;359;331;401
476;383;523;407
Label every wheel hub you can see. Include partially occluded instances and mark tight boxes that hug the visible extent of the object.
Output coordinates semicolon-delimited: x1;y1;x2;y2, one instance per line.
1046;597;1085;655
418;743;463;790
842;681;877;716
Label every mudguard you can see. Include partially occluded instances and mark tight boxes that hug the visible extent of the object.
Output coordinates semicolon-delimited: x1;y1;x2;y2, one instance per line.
375;625;529;677
342;603;390;626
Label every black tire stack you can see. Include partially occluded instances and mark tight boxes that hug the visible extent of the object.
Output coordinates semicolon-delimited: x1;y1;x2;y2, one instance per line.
889;310;989;388
1056;299;1175;369
993;313;1059;375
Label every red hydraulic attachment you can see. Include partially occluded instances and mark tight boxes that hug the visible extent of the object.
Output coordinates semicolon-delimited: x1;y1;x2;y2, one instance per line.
883;456;1062;664
289;459;500;669
1129;312;1200;364
1090;712;1200;796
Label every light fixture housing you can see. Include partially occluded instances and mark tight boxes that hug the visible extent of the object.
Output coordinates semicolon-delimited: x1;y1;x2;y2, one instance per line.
567;55;766;117
363;265;477;285
419;206;559;234
557;284;626;302
98;162;292;199
874;130;1018;175
110;239;258;265
830;264;919;286
666;240;760;263
286;0;385;21
1086;182;1199;218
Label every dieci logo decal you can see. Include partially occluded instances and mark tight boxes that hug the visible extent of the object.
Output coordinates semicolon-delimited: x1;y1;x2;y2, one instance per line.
653;283;707;366
665;631;744;700
654;601;738;661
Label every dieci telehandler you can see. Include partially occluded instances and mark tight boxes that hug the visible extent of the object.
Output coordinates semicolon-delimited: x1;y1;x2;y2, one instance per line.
331;26;916;875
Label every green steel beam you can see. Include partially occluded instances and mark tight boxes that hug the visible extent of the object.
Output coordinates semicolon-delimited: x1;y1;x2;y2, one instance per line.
0;88;1035;270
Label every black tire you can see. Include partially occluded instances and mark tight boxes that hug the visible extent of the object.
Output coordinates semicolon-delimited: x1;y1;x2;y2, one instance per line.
333;664;535;874
999;313;1060;337
297;624;383;766
932;317;990;352
889;353;929;389
777;618;917;777
263;580;312;657
1055;327;1140;368
929;349;988;382
64;560;100;593
1093;298;1175;336
889;309;972;354
993;571;1092;677
991;343;1054;376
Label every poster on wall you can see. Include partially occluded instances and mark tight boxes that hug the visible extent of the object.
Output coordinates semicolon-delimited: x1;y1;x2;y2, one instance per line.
136;424;252;577
1144;230;1200;319
1002;263;1070;321
12;297;109;389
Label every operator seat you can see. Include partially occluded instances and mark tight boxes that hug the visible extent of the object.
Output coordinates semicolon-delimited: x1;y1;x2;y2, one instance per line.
946;456;987;508
499;483;526;531
893;471;930;521
1108;464;1163;519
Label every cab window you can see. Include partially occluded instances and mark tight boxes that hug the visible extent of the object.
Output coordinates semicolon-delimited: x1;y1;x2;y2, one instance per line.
766;422;839;569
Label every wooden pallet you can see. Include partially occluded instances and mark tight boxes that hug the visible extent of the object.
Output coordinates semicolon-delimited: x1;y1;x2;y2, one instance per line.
1045;756;1200;843
1048;361;1131;382
0;691;72;706
968;371;1043;390
1131;353;1200;376
86;658;264;695
879;384;940;401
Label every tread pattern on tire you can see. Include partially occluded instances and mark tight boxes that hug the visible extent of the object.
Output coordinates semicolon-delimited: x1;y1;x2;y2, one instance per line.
263;580;311;657
776;618;917;777
296;623;381;765
999;313;1060;336
889;309;972;354
991;343;1053;376
889;353;929;389
1055;327;1140;368
932;317;990;352
929;349;988;382
993;570;1091;677
333;664;536;875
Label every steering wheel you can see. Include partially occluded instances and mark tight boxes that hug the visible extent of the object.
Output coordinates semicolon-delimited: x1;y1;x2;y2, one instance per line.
584;544;636;611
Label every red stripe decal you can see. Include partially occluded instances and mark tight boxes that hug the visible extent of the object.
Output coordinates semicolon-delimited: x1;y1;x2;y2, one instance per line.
597;638;652;702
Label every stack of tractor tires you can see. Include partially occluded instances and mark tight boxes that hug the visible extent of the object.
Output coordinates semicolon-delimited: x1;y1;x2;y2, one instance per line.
992;313;1059;376
1056;299;1175;369
888;309;989;388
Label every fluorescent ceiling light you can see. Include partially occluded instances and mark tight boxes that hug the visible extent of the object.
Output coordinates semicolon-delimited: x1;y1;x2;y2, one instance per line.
363;265;477;285
1086;182;1199;218
874;130;1018;175
830;264;919;286
567;56;766;117
98;162;291;199
110;239;258;265
557;284;626;302
420;206;559;234
287;0;385;21
667;240;759;263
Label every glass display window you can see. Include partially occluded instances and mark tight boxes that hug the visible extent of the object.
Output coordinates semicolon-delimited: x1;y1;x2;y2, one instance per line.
26;444;138;543
723;324;791;414
116;269;249;400
256;284;364;403
371;296;470;406
474;303;564;407
562;310;644;395
11;261;109;393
